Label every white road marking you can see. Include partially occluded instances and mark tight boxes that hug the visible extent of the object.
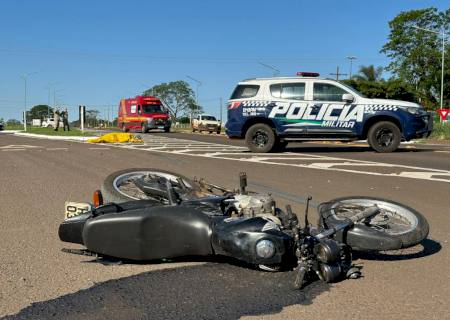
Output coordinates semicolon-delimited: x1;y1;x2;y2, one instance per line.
108;135;450;183
89;147;110;150
0;144;40;149
2;149;26;151
46;147;68;151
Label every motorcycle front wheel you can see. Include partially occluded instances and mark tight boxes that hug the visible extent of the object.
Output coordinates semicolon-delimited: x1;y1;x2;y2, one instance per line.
101;168;201;203
318;196;429;251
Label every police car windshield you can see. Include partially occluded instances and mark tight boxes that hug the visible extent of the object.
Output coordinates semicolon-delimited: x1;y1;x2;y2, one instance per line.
338;82;367;98
143;104;164;113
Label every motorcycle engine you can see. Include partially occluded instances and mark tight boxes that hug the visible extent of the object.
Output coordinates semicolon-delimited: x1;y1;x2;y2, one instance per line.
232;194;276;217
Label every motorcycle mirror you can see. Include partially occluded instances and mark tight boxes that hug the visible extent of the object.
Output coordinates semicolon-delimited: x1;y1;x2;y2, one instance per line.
305;196;312;229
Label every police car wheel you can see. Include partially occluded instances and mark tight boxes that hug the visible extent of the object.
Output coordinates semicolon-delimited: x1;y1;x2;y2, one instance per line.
368;121;401;153
245;123;276;153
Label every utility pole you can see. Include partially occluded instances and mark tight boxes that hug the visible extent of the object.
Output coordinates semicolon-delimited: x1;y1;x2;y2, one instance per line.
186;75;202;122
329;66;347;81
347;56;357;79
20;72;38;131
219;97;223;123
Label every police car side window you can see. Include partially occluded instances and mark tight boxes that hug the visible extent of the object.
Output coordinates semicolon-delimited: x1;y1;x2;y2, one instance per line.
230;85;259;99
270;83;305;100
313;83;347;101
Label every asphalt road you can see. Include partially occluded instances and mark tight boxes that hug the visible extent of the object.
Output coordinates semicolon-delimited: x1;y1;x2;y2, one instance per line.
1;132;449;320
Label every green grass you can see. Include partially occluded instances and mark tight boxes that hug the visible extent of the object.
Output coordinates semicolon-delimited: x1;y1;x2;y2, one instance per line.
4;124;24;130
429;121;450;140
24;127;95;136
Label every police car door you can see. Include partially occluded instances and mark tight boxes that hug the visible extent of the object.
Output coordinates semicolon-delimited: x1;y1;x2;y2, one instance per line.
309;81;356;136
268;82;308;134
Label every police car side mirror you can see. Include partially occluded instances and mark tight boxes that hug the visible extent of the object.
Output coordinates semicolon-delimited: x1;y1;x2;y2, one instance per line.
342;94;354;103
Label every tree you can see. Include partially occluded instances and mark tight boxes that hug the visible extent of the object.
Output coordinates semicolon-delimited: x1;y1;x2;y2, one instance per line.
353;65;384;82
28;105;53;120
85;109;100;127
6;119;22;126
380;7;450;109
143;81;201;120
342;79;417;102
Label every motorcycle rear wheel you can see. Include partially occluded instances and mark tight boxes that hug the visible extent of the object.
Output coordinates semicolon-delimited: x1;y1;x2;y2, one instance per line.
318;196;429;251
101;168;201;203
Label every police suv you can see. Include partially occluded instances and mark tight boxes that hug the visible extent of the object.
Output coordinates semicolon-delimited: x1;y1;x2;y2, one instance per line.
225;72;433;153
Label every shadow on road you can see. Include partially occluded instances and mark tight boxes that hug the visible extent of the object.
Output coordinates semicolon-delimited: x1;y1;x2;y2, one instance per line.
353;238;442;261
4;261;329;320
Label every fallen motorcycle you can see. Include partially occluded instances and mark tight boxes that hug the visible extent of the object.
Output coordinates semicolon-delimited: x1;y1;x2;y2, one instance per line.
59;168;429;288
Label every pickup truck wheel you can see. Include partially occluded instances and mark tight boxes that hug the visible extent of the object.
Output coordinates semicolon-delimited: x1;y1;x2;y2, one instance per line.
368;121;401;153
164;126;170;133
245;123;276;153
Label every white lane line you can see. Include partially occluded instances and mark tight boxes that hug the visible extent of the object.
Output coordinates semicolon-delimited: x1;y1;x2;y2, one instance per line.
119;136;450;183
0;144;40;149
89;147;110;150
2;149;26;151
46;147;68;151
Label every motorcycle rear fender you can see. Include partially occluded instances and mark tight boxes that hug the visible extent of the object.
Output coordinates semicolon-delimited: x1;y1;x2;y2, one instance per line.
83;205;213;260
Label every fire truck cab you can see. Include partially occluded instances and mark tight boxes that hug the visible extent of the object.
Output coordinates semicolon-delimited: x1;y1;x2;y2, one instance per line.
118;96;171;133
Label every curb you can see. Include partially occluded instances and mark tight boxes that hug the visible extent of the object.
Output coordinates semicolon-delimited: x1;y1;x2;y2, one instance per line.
14;132;93;141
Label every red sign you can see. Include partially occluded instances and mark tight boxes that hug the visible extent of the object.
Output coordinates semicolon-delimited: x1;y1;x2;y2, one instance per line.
438;109;450;120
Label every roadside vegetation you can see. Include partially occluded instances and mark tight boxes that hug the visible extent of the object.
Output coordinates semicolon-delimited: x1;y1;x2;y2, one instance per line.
430;122;450;140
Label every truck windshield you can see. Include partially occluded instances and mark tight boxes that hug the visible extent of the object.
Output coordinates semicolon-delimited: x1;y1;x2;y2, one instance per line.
142;104;165;114
202;116;217;121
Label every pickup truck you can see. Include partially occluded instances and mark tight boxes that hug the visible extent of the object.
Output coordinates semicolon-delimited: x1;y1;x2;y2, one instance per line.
192;114;221;134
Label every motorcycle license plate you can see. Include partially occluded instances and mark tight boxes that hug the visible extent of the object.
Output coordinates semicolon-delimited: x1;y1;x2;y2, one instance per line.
64;201;92;219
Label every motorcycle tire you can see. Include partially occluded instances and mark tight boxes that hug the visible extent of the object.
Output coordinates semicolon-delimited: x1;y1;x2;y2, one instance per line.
101;168;201;203
318;196;429;251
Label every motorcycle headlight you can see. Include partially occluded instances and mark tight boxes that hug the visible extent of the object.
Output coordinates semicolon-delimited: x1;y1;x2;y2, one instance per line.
316;240;341;263
256;239;276;259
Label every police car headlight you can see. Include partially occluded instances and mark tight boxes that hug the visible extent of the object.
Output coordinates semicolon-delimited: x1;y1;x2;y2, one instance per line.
406;107;421;115
256;239;276;258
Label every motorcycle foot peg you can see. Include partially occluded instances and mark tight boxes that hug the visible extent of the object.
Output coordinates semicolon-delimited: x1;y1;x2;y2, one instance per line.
346;267;362;279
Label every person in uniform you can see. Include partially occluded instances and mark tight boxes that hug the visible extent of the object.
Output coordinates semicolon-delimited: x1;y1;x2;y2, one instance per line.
62;108;70;131
54;108;60;131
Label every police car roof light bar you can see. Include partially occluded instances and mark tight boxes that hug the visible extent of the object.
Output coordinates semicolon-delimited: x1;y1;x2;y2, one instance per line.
297;72;320;77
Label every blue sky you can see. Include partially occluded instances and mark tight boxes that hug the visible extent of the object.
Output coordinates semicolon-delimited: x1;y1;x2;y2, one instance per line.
0;0;448;121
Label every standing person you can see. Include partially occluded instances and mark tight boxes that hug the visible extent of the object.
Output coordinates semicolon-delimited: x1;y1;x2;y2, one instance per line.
54;108;60;131
62;108;70;131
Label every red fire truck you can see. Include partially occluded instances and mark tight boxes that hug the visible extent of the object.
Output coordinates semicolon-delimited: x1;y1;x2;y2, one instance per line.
118;96;171;133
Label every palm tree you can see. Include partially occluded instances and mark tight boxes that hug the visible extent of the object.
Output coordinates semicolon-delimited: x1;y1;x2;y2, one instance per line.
354;65;384;82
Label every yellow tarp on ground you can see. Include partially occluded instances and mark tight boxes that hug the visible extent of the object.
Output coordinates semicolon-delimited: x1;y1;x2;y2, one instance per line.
87;133;143;143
